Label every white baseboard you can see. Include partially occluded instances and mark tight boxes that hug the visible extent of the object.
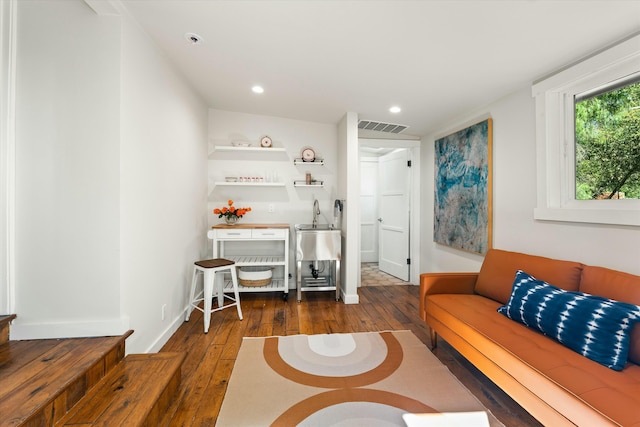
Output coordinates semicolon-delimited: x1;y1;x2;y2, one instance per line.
9;315;131;341
145;308;188;353
342;289;359;304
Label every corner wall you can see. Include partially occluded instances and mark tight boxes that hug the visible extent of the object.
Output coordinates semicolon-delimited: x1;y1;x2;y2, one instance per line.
13;0;123;338
12;1;209;354
420;87;640;276
119;8;208;354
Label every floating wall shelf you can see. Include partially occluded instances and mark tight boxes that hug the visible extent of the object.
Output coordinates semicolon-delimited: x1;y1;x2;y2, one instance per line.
293;180;324;187
214;145;286;152
293;159;324;165
215;182;286;187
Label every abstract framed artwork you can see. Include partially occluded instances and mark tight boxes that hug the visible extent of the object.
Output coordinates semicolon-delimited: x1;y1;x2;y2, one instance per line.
434;119;493;255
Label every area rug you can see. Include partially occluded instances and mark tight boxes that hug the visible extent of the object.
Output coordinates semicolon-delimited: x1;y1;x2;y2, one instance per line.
216;331;504;426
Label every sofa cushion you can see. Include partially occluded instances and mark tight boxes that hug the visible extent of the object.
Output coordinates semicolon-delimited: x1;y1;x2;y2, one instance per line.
498;270;640;371
475;249;582;304
580;265;640;365
426;293;640;426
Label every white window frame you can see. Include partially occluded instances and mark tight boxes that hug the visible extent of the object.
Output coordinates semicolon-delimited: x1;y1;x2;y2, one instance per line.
532;33;640;227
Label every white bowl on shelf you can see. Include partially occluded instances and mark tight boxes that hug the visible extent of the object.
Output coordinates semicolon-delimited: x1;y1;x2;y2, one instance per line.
231;141;251;147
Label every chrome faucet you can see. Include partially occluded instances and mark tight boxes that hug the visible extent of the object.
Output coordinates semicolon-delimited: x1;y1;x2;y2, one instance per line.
312;199;320;228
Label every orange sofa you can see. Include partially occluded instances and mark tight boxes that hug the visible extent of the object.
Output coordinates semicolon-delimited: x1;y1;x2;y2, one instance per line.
420;249;640;427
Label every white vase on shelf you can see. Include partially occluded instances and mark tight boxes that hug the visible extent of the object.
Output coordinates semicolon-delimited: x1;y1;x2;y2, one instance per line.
224;216;239;225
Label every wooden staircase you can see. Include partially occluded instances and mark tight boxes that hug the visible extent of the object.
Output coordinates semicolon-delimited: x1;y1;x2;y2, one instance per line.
0;315;185;427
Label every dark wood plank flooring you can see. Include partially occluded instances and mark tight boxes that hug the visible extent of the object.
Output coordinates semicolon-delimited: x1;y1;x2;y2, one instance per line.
159;285;542;426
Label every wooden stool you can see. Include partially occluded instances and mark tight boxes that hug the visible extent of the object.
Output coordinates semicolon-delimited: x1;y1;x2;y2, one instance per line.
185;258;243;333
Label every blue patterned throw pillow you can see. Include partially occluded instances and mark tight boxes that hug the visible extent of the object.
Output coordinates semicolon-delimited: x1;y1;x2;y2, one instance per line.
497;270;640;371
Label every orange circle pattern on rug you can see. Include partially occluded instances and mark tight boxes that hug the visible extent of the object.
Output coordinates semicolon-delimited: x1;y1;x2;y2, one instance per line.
263;331;403;389
270;388;437;426
276;330;384;376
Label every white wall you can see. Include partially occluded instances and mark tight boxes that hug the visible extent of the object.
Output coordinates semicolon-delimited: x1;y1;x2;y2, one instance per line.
12;1;209;354
119;7;209;353
421;87;640;276
208;109;340;228
339;112;360;303
13;0;123;338
1;0;17;315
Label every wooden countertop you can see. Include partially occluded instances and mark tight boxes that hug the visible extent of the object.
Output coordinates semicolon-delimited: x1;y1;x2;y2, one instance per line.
211;223;290;229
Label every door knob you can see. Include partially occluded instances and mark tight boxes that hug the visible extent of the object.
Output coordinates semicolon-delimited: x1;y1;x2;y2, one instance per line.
377;218;383;222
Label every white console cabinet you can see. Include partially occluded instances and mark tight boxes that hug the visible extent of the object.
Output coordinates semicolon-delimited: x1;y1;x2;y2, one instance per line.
208;223;290;300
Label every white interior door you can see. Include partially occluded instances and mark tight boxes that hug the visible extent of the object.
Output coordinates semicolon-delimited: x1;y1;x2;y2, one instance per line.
378;149;410;281
360;158;378;262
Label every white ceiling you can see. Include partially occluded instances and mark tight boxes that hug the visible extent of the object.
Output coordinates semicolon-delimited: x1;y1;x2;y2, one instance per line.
119;0;640;137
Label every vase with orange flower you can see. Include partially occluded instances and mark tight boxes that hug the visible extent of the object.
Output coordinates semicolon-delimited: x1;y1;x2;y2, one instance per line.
214;199;251;225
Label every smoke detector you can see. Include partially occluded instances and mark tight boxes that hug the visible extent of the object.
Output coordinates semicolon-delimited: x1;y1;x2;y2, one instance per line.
184;33;203;45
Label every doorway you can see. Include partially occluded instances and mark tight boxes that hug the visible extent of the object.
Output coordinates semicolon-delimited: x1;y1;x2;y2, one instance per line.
361;262;412;287
358;138;420;286
378;148;410;281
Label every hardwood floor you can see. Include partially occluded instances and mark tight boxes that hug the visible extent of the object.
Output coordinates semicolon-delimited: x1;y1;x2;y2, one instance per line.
159;285;542;426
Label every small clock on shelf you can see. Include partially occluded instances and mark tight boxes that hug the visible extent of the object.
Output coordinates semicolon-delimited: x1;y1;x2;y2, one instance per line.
260;136;273;148
301;147;316;162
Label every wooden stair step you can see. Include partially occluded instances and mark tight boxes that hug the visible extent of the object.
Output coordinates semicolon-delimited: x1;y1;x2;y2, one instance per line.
55;352;185;427
0;331;133;427
0;315;16;345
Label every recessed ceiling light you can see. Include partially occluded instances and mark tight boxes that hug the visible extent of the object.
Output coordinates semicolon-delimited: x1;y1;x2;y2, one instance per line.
184;33;202;45
252;85;264;94
389;106;401;113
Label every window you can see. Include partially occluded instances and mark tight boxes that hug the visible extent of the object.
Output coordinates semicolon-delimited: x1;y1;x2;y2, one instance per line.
532;33;640;227
575;77;640;201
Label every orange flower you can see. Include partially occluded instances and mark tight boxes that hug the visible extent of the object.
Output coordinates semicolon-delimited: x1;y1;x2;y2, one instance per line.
214;200;251;222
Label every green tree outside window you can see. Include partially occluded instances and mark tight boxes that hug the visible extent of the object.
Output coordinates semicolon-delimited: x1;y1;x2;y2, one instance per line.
575;80;640;200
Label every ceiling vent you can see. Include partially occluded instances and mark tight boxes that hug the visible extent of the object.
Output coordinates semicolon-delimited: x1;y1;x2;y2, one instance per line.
358;120;408;134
